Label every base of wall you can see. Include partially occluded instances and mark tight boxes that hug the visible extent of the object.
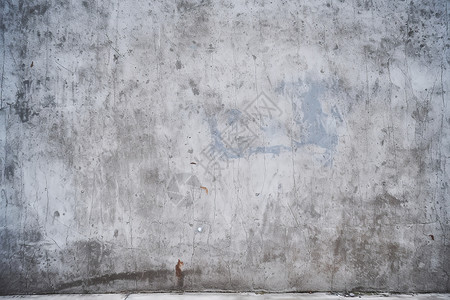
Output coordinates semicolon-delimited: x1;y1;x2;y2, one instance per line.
0;293;449;300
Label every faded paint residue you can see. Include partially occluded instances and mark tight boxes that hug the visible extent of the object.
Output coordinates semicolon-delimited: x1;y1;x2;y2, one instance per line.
275;79;340;165
203;82;340;165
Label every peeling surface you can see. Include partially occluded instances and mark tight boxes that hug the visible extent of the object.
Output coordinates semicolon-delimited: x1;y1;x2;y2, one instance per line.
0;0;449;295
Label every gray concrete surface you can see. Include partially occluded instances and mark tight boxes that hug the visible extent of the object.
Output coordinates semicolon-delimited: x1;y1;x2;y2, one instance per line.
0;0;449;295
0;294;450;300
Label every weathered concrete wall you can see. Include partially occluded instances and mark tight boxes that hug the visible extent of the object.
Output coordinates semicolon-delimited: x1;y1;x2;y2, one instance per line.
0;0;449;295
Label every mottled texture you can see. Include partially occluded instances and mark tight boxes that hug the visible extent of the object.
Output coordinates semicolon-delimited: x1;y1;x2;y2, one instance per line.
0;0;449;295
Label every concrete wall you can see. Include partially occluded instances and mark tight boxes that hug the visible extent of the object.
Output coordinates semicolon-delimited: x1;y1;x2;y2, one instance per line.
0;0;449;295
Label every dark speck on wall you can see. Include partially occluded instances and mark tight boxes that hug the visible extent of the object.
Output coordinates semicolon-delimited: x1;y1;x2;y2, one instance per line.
175;60;182;69
189;79;200;95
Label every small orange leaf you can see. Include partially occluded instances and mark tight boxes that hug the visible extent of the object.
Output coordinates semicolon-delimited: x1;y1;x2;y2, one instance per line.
200;186;208;195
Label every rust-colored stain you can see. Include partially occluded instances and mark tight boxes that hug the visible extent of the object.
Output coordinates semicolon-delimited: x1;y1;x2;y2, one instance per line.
190;162;197;165
429;234;434;240
200;186;208;194
175;259;184;277
30;61;34;68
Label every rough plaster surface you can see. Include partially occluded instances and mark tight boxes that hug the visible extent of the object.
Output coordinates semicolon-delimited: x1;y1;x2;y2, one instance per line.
0;0;449;295
0;293;450;300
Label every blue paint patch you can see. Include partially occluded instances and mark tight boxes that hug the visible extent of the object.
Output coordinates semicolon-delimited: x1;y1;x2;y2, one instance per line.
203;82;340;166
260;123;283;138
206;109;287;160
331;105;343;123
276;78;339;165
206;116;241;159
225;108;242;125
247;145;290;156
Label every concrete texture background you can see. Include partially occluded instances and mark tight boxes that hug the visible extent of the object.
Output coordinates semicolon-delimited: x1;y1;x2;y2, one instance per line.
1;293;450;300
0;0;449;295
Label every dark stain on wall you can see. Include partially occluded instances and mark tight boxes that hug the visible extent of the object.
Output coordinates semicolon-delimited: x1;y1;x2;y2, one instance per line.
4;163;15;181
56;269;171;291
55;267;201;292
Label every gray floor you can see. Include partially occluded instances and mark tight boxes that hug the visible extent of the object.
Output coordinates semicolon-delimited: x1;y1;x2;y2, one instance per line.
0;294;449;300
